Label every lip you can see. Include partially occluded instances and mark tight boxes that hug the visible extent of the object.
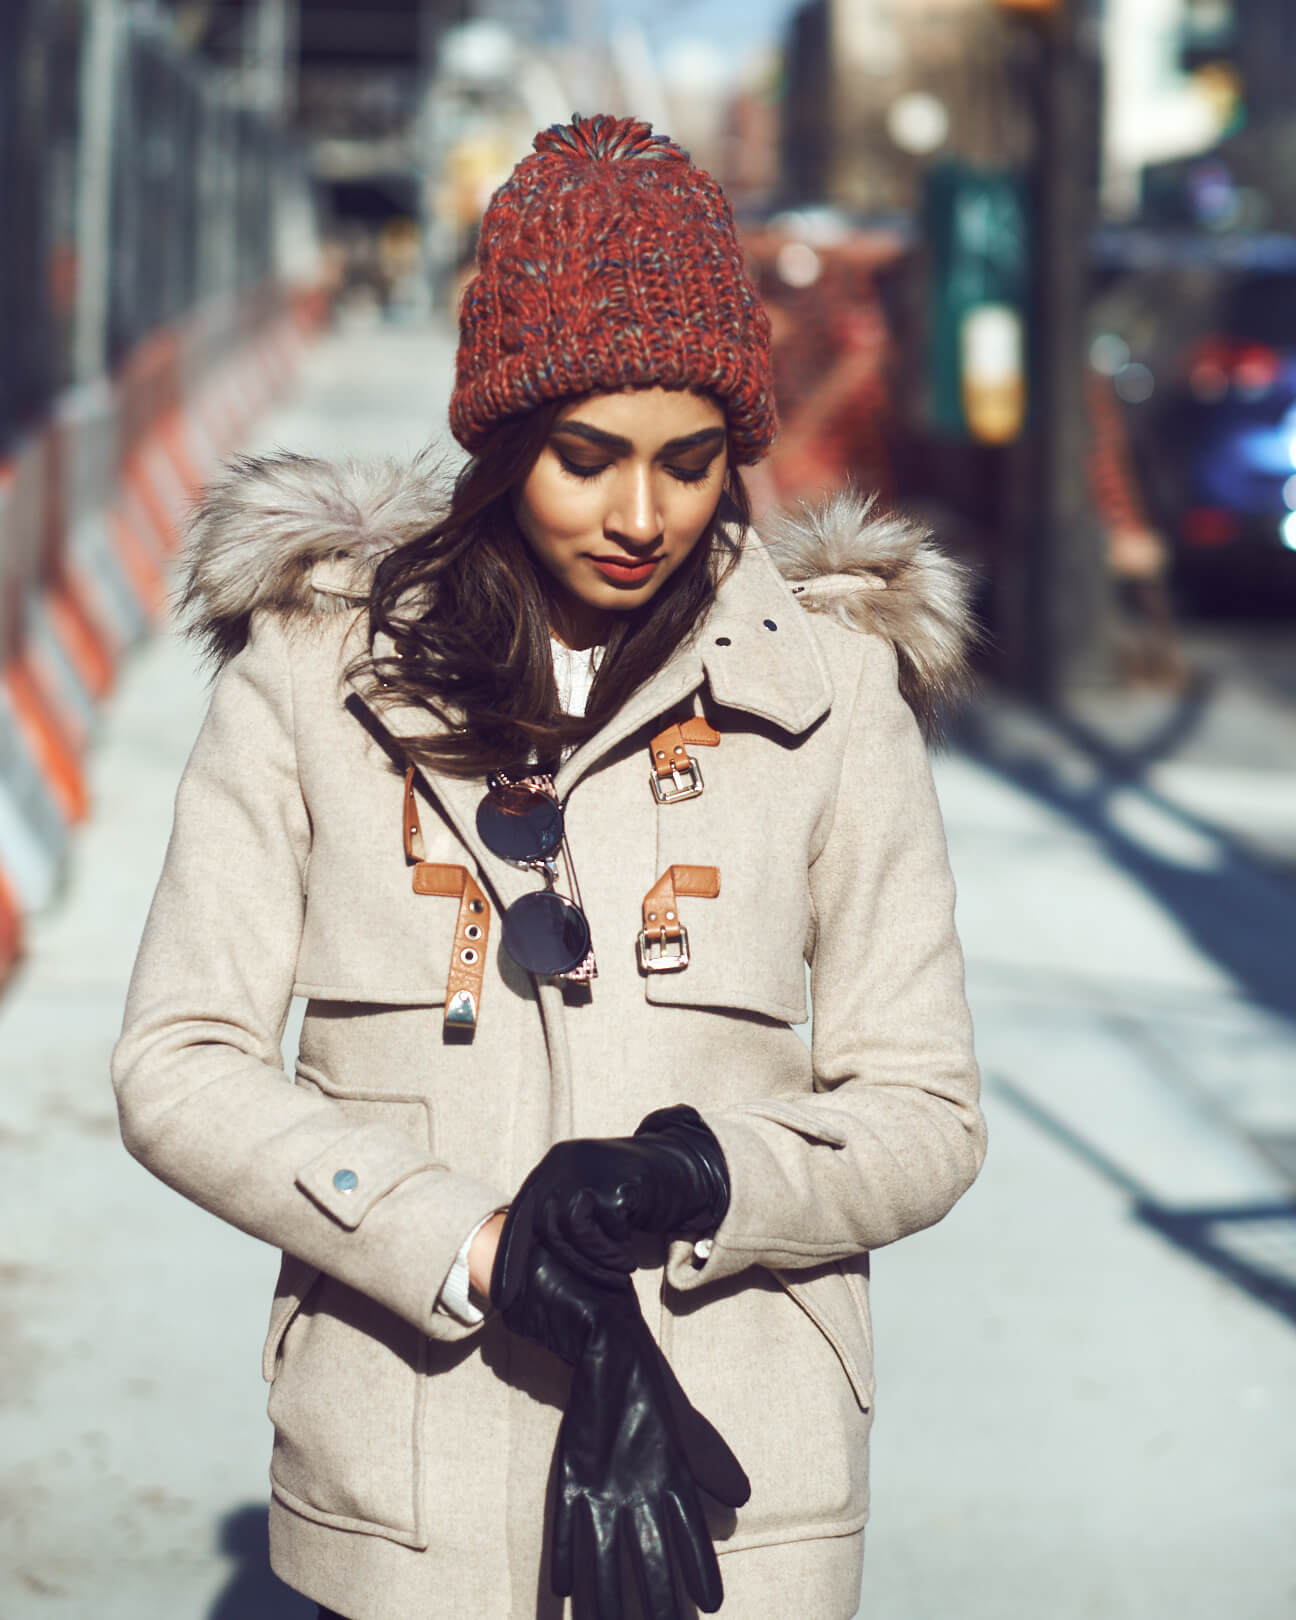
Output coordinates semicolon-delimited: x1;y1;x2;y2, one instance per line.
588;555;661;585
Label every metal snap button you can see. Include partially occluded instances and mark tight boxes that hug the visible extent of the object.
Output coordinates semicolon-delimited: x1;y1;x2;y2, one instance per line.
763;619;778;631
333;1169;358;1193
714;636;731;647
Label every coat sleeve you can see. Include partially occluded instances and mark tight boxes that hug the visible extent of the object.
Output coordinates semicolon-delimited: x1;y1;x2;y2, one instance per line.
111;614;508;1339
667;632;986;1290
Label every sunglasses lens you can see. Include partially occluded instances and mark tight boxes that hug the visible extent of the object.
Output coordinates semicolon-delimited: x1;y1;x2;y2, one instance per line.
476;785;565;863
501;891;591;976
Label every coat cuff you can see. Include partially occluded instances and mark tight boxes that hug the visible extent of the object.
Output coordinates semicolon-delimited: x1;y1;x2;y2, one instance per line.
293;1140;510;1336
662;1105;849;1293
296;1122;440;1229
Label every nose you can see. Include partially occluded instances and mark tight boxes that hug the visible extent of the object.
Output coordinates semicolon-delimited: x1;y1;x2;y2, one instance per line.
606;464;663;549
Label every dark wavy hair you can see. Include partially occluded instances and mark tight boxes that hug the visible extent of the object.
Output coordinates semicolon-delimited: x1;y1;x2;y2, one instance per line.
353;400;749;778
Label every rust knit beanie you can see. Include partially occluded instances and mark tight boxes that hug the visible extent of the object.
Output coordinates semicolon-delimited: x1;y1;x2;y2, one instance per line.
449;113;775;464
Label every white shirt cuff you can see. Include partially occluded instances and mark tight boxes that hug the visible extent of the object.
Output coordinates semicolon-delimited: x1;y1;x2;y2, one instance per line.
436;1210;505;1326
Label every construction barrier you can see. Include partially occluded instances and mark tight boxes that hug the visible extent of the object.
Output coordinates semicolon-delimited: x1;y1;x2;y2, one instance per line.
0;1;329;993
0;282;329;992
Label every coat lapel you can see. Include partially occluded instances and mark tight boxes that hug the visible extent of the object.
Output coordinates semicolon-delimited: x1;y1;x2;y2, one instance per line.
340;529;835;882
558;532;834;791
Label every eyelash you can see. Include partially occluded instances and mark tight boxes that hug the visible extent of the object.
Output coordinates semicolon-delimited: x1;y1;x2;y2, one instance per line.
555;453;714;486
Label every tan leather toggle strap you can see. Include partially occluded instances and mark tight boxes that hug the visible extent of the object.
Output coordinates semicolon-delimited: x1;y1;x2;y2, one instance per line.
403;769;491;1034
412;862;491;1034
402;765;427;863
648;716;721;803
637;864;720;973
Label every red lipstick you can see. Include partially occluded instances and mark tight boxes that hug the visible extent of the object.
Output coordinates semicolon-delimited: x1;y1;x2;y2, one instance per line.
589;556;660;585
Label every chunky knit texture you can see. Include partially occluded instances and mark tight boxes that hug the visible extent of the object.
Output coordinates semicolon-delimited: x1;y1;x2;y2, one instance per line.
449;113;775;464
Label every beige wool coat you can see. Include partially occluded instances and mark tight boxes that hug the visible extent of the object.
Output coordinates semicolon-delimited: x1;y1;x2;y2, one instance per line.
112;453;986;1620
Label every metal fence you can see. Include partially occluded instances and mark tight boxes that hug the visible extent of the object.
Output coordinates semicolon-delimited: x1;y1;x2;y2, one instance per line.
0;0;306;454
0;0;323;984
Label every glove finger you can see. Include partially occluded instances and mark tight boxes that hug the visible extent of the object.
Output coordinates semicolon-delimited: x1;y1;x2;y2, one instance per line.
590;1500;626;1620
551;1485;575;1599
663;1487;725;1615
625;1501;684;1620
569;1496;614;1620
651;1348;752;1508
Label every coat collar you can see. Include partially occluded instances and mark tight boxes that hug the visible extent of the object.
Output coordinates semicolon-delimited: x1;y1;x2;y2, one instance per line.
343;529;832;807
696;529;833;734
182;453;974;743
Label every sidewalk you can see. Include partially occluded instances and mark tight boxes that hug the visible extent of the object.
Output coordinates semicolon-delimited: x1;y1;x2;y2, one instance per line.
864;745;1296;1620
2;314;1294;1620
956;688;1296;1182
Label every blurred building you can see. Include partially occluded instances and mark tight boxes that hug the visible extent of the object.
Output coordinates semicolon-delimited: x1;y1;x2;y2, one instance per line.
780;0;1028;217
1192;0;1296;232
1103;0;1296;230
167;0;435;214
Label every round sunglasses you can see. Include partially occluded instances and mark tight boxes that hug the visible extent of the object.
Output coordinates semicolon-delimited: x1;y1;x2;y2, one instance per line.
476;778;592;976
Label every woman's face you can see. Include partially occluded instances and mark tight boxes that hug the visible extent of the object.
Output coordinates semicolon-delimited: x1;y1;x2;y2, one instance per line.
513;387;729;647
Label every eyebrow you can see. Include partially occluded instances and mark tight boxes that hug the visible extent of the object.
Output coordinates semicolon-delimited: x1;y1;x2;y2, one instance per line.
551;421;727;456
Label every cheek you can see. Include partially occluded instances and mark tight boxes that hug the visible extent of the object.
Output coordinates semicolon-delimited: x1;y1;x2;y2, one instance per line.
664;483;725;554
515;468;593;562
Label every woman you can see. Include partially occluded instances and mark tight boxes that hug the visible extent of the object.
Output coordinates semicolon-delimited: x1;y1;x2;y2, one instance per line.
113;114;985;1620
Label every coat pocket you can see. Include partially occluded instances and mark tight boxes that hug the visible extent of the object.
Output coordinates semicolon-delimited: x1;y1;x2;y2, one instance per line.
772;1255;874;1411
661;1259;874;1549
262;1251;322;1383
293;876;462;1006
266;1271;431;1548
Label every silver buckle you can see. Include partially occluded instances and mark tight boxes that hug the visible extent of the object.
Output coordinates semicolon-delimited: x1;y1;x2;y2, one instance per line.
650;757;704;804
637;924;690;973
444;989;478;1029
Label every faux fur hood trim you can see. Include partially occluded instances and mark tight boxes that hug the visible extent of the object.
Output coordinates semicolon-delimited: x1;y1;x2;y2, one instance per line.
177;449;451;667
179;454;976;730
761;489;977;736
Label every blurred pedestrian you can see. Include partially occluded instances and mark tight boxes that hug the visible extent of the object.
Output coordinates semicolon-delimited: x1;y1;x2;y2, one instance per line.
113;113;985;1620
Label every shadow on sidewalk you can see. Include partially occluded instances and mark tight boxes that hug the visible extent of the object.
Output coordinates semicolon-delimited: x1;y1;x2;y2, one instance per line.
995;1076;1296;1327
956;685;1296;1027
207;1504;315;1620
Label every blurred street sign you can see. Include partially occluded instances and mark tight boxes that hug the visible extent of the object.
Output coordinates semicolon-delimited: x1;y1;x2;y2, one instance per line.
923;162;1031;441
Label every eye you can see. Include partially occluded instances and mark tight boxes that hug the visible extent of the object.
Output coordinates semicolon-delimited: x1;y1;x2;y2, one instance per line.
665;460;715;486
555;451;608;481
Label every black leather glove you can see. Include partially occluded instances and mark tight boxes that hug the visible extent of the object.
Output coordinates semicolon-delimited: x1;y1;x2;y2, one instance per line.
495;1105;731;1291
491;1237;750;1620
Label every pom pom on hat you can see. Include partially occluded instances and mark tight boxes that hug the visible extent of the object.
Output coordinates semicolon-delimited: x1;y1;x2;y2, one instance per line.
449;113;776;464
531;113;687;165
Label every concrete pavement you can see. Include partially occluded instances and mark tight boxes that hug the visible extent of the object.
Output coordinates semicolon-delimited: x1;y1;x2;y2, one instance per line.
0;311;456;1620
2;313;1294;1620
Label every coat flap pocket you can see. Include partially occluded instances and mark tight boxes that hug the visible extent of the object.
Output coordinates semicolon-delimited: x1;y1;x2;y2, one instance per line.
262;1253;321;1382
639;884;809;1022
295;1122;441;1230
729;1098;850;1147
643;951;809;1024
774;1264;873;1410
294;861;465;1008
